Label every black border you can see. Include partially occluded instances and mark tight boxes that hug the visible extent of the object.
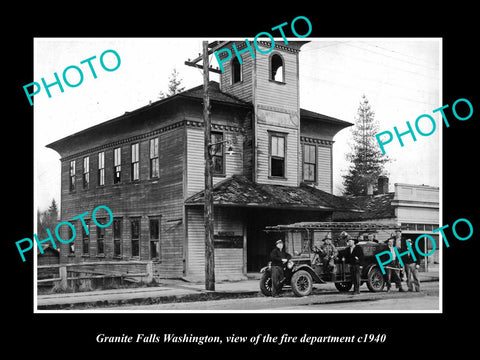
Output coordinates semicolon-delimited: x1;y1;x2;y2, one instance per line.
8;6;479;355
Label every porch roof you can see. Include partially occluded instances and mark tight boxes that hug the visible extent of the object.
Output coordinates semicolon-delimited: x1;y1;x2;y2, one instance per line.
184;175;362;212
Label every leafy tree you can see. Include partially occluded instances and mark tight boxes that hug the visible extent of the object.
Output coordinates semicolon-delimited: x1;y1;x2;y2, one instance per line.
342;95;390;195
158;68;185;99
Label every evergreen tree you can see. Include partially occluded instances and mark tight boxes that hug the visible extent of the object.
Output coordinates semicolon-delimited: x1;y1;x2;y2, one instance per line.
37;199;59;239
342;95;390;196
158;68;185;99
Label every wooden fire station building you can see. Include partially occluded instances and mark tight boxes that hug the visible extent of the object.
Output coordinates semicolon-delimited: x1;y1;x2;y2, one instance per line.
47;40;357;281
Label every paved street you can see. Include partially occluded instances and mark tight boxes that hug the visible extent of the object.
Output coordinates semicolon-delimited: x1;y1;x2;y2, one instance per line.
105;281;439;311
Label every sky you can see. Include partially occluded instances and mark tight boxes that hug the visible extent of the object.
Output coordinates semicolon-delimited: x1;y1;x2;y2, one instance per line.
34;38;441;211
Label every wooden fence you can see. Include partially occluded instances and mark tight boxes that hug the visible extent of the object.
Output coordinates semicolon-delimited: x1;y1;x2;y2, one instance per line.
37;260;153;290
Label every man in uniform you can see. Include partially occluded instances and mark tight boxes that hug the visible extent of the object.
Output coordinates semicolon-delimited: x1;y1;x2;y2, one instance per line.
270;239;292;297
339;236;364;294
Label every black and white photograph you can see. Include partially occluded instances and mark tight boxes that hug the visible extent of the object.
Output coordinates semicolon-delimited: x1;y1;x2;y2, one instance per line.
33;37;441;313
7;8;479;355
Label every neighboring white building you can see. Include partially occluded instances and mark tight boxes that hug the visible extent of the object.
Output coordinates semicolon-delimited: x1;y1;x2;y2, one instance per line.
392;183;440;267
334;178;440;270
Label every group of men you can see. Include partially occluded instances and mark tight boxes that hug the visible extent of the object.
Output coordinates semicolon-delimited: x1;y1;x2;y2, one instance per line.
269;233;421;297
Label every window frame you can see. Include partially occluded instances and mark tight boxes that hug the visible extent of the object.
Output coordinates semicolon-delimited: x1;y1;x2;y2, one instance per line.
69;160;76;192
149;137;159;179
82;156;90;189
149;217;160;260
113;147;122;184
211;131;225;176
231;57;242;84
131;143;140;181
98;151;105;186
96;221;105;256
113;218;123;258
82;220;90;256
130;217;141;258
302;143;317;183
269;132;287;179
269;52;286;84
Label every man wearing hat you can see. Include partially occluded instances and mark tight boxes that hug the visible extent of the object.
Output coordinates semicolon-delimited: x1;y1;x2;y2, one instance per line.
319;235;338;279
384;237;405;292
403;239;421;292
270;239;292;297
339;235;364;294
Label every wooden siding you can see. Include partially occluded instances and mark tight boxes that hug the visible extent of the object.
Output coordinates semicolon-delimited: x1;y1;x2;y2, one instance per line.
219;42;254;103
299;141;333;194
186;127;245;197
256;122;298;186
254;47;299;112
186;207;244;279
58;125;185;279
317;145;332;193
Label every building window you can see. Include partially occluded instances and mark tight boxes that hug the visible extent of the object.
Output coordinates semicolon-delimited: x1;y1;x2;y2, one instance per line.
232;57;241;84
69;160;76;191
131;218;140;257
211;132;224;175
303;144;317;182
149;218;160;260
96;219;107;255
68;225;75;255
270;133;286;178
98;152;105;186
113;147;121;184
113;218;122;257
82;156;90;189
150;138;159;179
270;53;284;82
82;220;90;255
131;143;139;181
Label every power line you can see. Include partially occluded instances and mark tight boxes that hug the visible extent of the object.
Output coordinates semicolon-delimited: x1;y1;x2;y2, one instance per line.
301;41;439;80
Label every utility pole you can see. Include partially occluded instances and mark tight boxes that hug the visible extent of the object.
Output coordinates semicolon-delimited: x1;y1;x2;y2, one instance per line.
202;41;215;291
185;41;224;291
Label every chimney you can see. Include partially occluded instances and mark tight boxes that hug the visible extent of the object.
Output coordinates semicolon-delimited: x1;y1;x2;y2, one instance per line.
378;176;389;194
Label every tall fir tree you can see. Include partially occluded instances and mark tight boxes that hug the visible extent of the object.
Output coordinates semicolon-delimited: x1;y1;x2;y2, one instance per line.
342;95;390;196
37;198;59;239
158;68;185;99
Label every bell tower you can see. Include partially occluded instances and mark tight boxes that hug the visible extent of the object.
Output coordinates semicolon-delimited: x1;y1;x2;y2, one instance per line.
217;40;308;186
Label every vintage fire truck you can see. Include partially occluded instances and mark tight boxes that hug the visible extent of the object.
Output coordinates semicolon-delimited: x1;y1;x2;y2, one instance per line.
259;221;402;297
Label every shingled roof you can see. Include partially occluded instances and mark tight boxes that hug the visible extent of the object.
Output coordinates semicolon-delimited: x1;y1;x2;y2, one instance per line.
178;81;251;107
332;193;396;221
185;175;362;212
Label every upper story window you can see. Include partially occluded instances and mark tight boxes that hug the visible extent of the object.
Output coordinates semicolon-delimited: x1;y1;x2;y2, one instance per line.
131;143;139;181
211;132;224;175
69;160;76;191
98;152;105;186
82;156;90;189
113;147;121;184
232;57;241;84
270;133;286;178
150;138;159;179
270;53;284;83
303;144;317;182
